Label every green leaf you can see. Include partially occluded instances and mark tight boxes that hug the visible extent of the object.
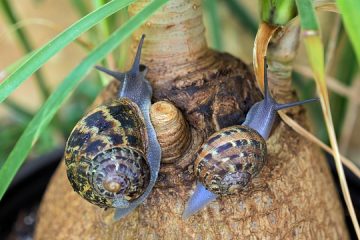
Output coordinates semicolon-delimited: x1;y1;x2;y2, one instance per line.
331;34;357;135
260;0;297;26
337;0;360;66
296;0;360;236
0;0;134;104
0;0;168;201
295;0;318;30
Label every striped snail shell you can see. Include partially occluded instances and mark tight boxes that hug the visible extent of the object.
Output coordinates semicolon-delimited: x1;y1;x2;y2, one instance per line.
64;35;161;220
65;99;150;208
194;125;266;195
183;57;319;218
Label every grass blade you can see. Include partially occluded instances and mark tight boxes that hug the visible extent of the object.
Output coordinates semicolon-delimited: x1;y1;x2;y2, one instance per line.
278;112;360;178
295;0;360;237
0;0;168;201
0;0;134;104
337;0;360;65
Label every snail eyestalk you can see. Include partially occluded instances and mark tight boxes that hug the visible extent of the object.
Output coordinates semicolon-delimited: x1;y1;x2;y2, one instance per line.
275;97;319;110
95;66;125;82
130;34;145;75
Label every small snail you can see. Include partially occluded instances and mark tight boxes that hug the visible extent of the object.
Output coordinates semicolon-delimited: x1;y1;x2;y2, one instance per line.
65;35;161;220
183;57;319;219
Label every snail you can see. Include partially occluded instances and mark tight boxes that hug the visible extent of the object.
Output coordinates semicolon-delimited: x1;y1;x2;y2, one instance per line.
64;34;161;220
182;57;319;219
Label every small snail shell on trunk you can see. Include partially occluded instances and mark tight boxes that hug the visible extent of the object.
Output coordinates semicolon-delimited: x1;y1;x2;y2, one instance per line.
183;57;319;219
150;101;191;163
64;35;161;221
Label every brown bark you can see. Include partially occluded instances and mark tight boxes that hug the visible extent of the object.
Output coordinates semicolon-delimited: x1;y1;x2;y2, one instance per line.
35;1;348;239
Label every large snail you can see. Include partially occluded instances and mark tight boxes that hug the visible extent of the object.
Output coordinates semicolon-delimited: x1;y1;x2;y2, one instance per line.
183;58;319;218
64;35;161;220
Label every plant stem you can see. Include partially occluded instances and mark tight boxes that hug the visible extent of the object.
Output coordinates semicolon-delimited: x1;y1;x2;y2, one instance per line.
224;0;258;36
3;98;33;121
0;0;50;100
204;0;222;51
117;8;131;70
260;0;297;26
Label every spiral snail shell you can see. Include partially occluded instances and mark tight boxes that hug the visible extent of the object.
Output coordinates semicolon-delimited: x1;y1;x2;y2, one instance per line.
65;35;161;220
183;57;319;218
150;101;191;163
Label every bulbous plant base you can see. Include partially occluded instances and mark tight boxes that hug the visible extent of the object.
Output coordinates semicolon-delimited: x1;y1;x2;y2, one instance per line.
35;79;348;240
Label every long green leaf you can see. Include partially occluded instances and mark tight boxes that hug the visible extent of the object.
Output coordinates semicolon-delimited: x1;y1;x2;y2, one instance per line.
337;0;360;65
0;0;134;103
0;0;168;201
296;0;360;237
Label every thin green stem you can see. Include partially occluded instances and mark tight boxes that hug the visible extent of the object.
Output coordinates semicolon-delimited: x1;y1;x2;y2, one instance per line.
117;7;130;70
0;0;50;100
204;0;222;51
70;0;90;17
224;0;258;36
3;99;33;121
92;0;112;86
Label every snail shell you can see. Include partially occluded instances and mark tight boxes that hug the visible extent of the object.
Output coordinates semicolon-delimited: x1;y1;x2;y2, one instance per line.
194;125;266;195
65;99;150;208
150;101;191;163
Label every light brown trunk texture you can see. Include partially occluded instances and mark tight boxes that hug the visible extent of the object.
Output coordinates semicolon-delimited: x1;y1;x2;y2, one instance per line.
35;1;348;239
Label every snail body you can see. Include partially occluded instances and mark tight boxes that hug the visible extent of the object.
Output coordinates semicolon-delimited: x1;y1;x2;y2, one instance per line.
183;58;319;218
65;35;161;220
